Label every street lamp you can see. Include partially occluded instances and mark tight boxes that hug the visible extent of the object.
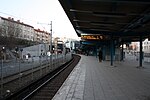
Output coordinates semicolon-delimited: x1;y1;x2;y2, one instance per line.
49;21;53;72
37;21;52;72
1;47;5;97
1;45;5;61
50;21;52;53
2;47;5;51
20;48;23;60
15;47;19;61
37;21;52;52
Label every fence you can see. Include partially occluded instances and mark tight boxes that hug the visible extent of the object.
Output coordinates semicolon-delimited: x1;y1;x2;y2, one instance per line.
0;53;72;98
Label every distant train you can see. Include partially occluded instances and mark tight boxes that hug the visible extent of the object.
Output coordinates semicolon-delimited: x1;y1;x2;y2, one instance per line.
65;40;81;53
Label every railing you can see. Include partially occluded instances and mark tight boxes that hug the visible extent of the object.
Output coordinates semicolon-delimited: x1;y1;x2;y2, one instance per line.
144;53;150;63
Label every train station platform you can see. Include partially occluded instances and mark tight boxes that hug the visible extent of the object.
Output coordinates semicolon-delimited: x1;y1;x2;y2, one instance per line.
52;54;150;100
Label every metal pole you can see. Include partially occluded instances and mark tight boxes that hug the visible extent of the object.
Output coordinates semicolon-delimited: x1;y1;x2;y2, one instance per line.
139;36;143;67
63;44;65;64
102;45;104;61
96;45;97;58
1;47;5;97
40;56;42;76
31;56;34;80
1;59;3;97
50;21;52;52
19;50;21;87
121;42;124;61
110;38;114;66
50;21;53;72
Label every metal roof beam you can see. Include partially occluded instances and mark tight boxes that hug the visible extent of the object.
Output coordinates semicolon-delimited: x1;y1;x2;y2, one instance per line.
90;22;114;26
79;28;149;35
73;20;129;25
93;12;126;17
122;8;150;32
82;0;150;4
70;9;148;16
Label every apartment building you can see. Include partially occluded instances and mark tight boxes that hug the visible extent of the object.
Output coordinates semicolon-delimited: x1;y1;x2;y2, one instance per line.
0;16;50;45
0;16;34;41
34;29;50;44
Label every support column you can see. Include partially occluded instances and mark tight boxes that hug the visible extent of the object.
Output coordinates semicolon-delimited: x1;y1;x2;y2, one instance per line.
95;45;98;58
121;42;124;61
139;36;143;67
103;45;105;61
110;39;114;66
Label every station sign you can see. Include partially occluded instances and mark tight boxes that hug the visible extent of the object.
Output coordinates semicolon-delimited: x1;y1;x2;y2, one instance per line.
81;35;103;40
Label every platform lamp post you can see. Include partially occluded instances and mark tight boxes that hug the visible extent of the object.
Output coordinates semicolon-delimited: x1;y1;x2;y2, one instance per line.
20;48;23;60
15;47;19;62
37;21;52;70
18;48;23;87
50;21;52;54
49;21;53;71
1;47;5;97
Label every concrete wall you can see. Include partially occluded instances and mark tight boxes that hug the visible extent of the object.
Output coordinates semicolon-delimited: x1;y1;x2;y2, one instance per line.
21;44;49;57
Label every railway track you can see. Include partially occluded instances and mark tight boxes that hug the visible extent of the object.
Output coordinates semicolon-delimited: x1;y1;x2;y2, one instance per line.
5;54;81;100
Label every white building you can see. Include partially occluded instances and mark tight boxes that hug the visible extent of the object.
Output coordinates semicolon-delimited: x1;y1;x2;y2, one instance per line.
134;39;150;53
143;39;150;53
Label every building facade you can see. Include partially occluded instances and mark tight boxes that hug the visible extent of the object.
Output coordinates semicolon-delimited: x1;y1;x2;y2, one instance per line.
143;39;150;53
0;16;50;45
132;39;150;53
0;16;34;41
34;29;50;44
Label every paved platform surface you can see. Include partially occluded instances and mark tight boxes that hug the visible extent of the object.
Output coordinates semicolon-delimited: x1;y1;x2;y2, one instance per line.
52;55;150;100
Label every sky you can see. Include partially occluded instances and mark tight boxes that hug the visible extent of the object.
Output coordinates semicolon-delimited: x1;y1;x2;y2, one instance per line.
0;0;80;40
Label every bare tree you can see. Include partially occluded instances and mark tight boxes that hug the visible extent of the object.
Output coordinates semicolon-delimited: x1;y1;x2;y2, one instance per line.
0;20;22;48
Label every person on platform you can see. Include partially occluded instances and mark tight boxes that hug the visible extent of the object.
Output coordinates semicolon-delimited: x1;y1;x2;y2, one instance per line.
98;49;102;62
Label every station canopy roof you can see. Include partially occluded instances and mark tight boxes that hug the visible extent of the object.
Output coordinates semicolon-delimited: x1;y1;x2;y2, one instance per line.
59;0;150;42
